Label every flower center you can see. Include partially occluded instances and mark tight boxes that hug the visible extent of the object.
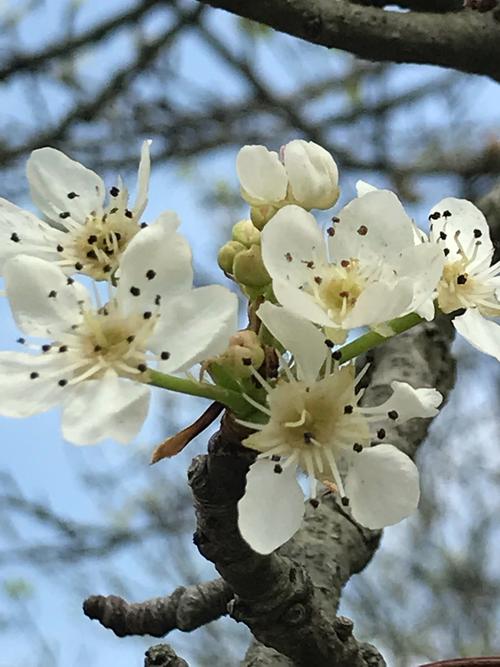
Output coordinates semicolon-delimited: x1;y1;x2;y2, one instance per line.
61;210;140;280
314;260;365;323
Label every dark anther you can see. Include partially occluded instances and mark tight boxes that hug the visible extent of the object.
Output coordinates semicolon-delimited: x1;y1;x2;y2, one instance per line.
143;311;152;319
125;209;133;219
429;211;441;220
114;232;121;241
59;211;70;219
109;207;118;214
303;431;314;444
140;222;148;228
443;248;450;257
284;252;293;262
341;497;350;506
439;231;447;240
48;290;57;298
75;262;83;270
127;335;135;343
58;345;68;353
457;274;467;285
353;443;363;453
87;235;97;244
443;210;452;218
154;294;161;306
242;357;252;366
325;339;334;348
473;228;482;238
271;455;281;461
388;410;399;420
58;379;68;387
67;277;74;285
109;186;120;197
57;244;64;252
377;428;386;439
341;259;350;267
67;191;79;199
30;372;39;379
314;276;322;284
16;337;26;344
327;226;335;237
273;464;283;474
160;351;170;360
146;269;156;280
310;498;320;508
129;286;141;296
41;344;51;352
10;232;20;242
357;225;368;236
303;260;314;269
137;363;147;372
339;290;349;298
86;250;97;259
94;345;102;352
331;216;340;223
332;350;342;361
103;264;112;273
344;405;353;414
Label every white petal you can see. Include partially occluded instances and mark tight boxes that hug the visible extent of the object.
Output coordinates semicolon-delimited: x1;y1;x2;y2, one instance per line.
150;285;238;372
61;372;150;445
0;351;68;417
344;279;415;329
238;459;304;554
390;242;444;314
346;444;420;529
0;198;65;270
453;308;500;362
378;381;443;422
415;298;435;322
132;139;152;218
236;145;288;205
257;302;326;382
4;256;85;337
356;180;379;197
27;148;105;226
116;211;193;315
273;279;333;327
329;190;415;265
283;140;339;210
261;204;327;288
429;198;493;268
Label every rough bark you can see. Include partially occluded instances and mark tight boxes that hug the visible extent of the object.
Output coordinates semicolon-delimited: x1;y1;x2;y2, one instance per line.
144;643;189;667
196;0;500;81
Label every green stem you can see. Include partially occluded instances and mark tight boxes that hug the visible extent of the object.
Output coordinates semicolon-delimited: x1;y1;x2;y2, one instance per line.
147;369;250;415
335;311;423;363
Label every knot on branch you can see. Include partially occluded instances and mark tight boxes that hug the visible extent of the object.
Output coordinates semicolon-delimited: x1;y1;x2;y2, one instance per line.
144;643;188;667
334;615;354;642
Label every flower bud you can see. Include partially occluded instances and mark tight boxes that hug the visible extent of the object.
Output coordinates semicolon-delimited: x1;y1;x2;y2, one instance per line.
208;330;265;379
232;219;261;247
283;140;339;210
232;245;270;288
250;204;279;229
218;240;246;274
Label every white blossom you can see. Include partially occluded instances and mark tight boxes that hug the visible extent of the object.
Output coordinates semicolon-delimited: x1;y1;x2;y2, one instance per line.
0;141;153;281
426;198;500;362
260;191;444;343
0;213;237;445
236;140;339;215
237;303;442;554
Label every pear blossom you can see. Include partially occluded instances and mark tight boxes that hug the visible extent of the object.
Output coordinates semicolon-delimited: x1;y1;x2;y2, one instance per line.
261;192;444;343
236;140;339;223
426;198;500;362
237;303;442;554
0;213;237;445
0;140;152;281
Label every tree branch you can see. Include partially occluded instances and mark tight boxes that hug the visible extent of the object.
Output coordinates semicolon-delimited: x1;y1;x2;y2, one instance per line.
196;0;500;81
83;579;233;638
144;643;189;667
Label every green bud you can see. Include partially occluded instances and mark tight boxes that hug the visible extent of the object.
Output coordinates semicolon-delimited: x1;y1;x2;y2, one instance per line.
208;330;265;379
250;204;279;230
233;245;270;288
218;240;246;274
231;219;261;247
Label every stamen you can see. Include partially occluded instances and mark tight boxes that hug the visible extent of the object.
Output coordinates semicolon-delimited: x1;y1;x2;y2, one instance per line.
242;393;272;416
250;367;274;394
285;409;308;428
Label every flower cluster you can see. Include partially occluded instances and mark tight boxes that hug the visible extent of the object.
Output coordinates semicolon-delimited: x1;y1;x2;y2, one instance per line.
0;138;495;554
